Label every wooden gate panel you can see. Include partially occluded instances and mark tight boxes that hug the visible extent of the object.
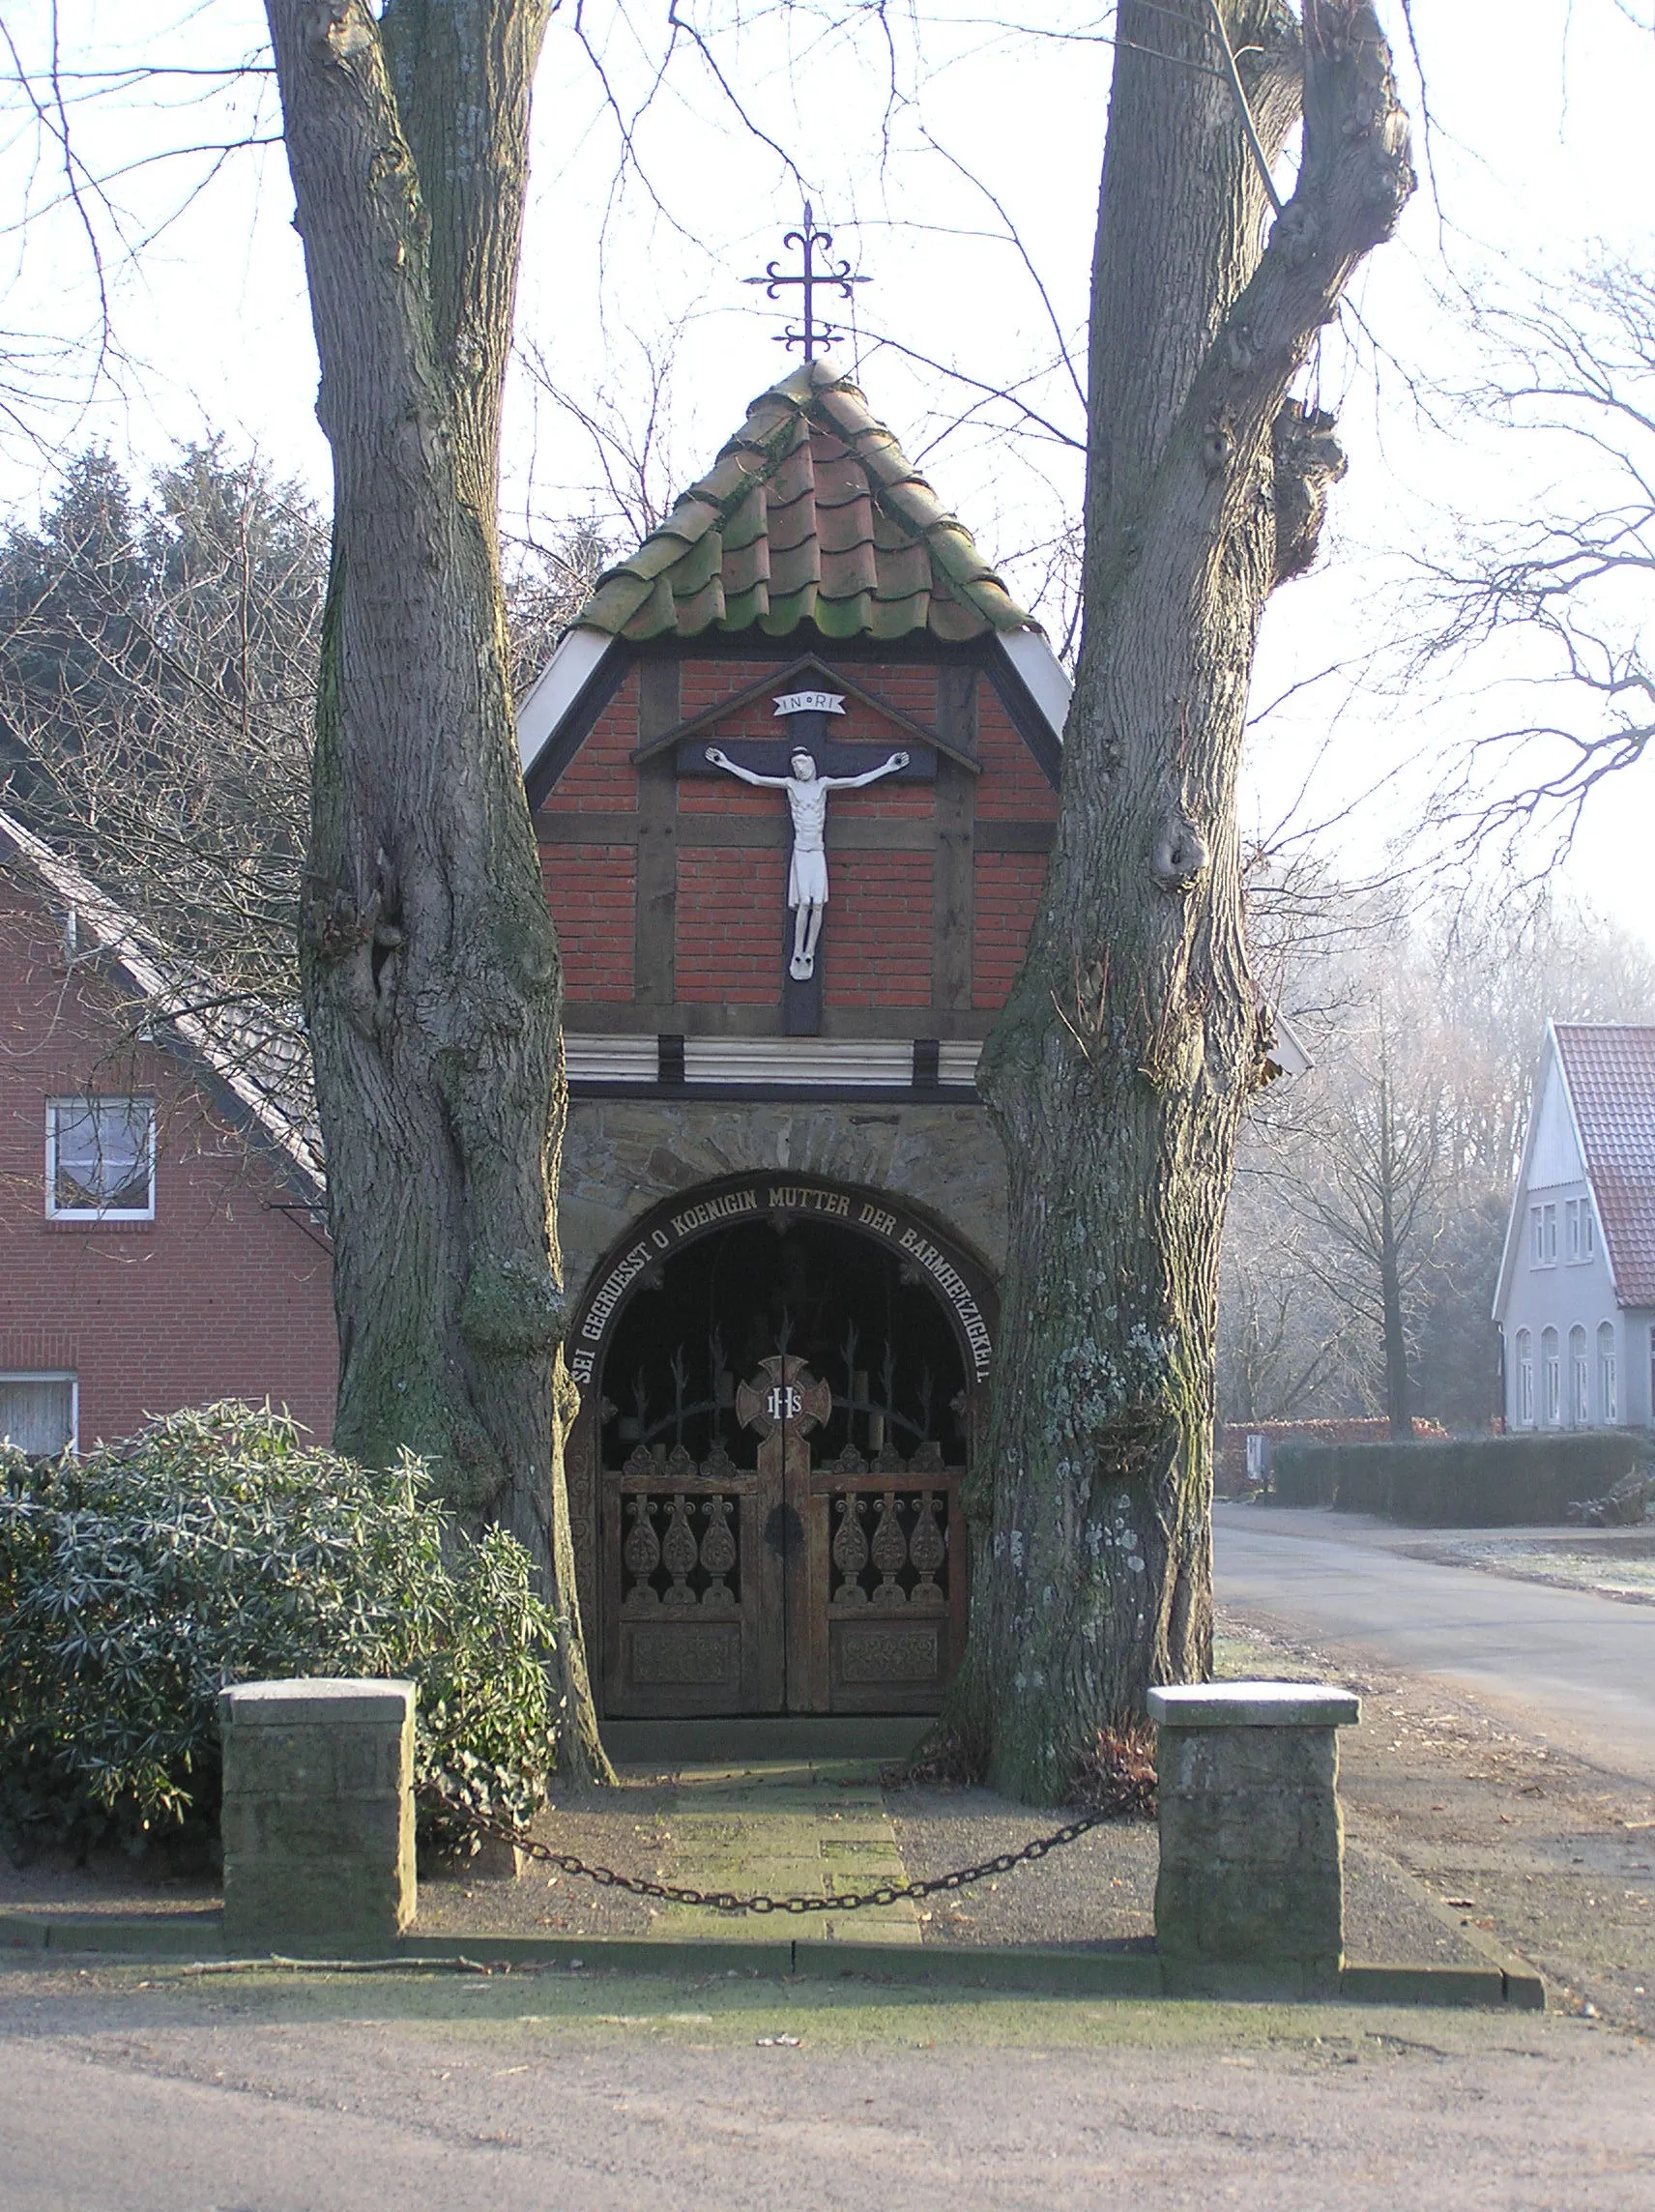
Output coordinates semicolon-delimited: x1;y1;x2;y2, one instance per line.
810;1464;967;1713
600;1450;781;1716
598;1359;969;1718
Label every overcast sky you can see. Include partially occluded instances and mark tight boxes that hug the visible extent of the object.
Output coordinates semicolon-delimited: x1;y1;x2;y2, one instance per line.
4;1;1653;949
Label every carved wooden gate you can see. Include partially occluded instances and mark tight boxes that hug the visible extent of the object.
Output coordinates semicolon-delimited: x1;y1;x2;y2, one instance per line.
601;1354;967;1718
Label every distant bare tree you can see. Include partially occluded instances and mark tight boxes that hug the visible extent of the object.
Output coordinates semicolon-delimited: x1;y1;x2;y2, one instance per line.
1217;1226;1362;1425
1223;888;1655;1434
1419;258;1655;863
1281;1008;1443;1438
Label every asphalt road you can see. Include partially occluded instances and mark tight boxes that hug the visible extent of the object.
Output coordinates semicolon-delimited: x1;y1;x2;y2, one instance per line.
1215;1503;1655;1783
2;1970;1652;2212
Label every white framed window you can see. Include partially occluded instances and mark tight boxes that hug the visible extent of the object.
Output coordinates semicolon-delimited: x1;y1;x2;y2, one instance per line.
45;1096;155;1220
1569;1325;1589;1426
0;1372;77;1456
1566;1198;1597;1263
1530;1202;1558;1266
1598;1323;1618;1425
1542;1327;1560;1425
1515;1329;1534;1427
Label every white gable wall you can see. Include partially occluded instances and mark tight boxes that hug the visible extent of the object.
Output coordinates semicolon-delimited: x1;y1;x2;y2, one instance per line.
1527;1058;1583;1189
1497;1054;1628;1428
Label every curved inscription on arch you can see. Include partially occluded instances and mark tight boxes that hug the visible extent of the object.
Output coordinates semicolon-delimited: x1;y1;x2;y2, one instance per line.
567;1172;996;1392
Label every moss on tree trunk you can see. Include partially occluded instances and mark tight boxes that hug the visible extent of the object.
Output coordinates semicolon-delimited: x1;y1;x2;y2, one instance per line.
264;0;610;1782
946;0;1413;1802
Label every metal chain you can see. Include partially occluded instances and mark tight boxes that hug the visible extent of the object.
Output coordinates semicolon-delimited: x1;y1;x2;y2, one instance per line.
416;1785;1104;1916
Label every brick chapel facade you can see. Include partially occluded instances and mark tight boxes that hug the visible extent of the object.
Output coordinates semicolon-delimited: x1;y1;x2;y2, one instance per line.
518;359;1072;1725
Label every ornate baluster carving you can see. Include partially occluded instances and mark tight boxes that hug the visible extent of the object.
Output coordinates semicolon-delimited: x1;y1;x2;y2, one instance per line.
699;1496;738;1608
622;1495;661;1608
660;1492;699;1606
909;1491;946;1609
830;1494;870;1606
870;1490;909;1609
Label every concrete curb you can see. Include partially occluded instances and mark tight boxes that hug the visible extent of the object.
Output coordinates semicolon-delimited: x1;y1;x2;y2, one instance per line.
0;1911;1544;2006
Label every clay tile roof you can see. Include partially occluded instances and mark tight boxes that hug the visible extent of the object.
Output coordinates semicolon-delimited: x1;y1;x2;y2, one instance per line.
573;357;1036;645
1554;1024;1655;1306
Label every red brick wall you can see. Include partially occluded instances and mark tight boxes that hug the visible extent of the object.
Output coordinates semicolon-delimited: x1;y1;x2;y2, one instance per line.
0;897;336;1449
824;852;933;1009
973;853;1045;1010
539;669;639;815
536;651;1060;1018
677;850;787;1003
541;846;634;1001
976;689;1059;825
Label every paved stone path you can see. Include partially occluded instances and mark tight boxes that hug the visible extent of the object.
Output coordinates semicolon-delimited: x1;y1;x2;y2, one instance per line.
649;1757;922;1944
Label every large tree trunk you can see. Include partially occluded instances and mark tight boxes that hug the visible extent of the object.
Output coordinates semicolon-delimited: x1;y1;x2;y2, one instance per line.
264;0;611;1782
950;0;1412;1800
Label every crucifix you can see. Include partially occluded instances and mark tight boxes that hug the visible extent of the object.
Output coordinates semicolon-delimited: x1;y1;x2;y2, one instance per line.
705;696;908;980
742;204;870;360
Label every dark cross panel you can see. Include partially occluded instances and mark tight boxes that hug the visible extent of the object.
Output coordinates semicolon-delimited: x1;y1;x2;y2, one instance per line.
680;706;935;1034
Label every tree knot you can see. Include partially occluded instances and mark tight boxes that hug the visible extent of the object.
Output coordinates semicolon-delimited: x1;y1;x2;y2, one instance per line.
1149;810;1209;893
305;1;376;65
459;1256;569;1358
1271;399;1347;587
1200;412;1235;477
1270;201;1321;269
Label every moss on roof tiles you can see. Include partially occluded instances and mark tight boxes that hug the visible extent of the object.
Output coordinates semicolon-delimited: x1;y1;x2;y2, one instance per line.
573;357;1036;645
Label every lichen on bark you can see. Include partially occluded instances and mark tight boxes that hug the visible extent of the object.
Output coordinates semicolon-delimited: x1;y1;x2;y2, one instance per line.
944;0;1413;1804
265;0;611;1783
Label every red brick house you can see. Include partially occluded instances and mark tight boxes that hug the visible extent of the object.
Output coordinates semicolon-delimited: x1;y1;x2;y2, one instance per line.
0;807;335;1455
516;359;1073;1725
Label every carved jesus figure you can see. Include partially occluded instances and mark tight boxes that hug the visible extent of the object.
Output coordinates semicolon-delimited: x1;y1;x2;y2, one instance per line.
705;743;910;979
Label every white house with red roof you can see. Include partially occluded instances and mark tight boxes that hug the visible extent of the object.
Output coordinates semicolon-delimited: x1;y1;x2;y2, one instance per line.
1494;1023;1655;1433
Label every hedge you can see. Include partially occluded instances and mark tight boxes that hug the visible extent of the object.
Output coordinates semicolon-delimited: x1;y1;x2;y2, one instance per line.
0;1402;564;1858
1268;1430;1646;1527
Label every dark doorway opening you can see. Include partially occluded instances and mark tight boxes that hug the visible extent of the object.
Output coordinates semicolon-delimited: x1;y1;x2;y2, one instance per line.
596;1210;973;1719
599;1214;971;1474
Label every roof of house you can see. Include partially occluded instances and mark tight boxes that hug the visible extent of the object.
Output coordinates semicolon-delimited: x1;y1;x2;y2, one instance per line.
571;356;1036;645
1554;1023;1655;1307
0;805;324;1208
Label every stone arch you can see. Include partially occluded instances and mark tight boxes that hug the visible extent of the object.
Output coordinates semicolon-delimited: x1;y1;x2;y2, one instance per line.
563;1169;999;1717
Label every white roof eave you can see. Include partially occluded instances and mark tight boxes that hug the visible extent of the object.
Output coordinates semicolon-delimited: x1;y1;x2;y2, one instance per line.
516;625;616;781
997;626;1072;747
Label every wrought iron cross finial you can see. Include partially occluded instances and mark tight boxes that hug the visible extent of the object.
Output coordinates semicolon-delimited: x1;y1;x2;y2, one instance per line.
743;204;869;361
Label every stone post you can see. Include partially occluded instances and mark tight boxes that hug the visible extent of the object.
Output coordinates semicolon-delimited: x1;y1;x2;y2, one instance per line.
219;1678;417;1953
1149;1680;1360;1996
